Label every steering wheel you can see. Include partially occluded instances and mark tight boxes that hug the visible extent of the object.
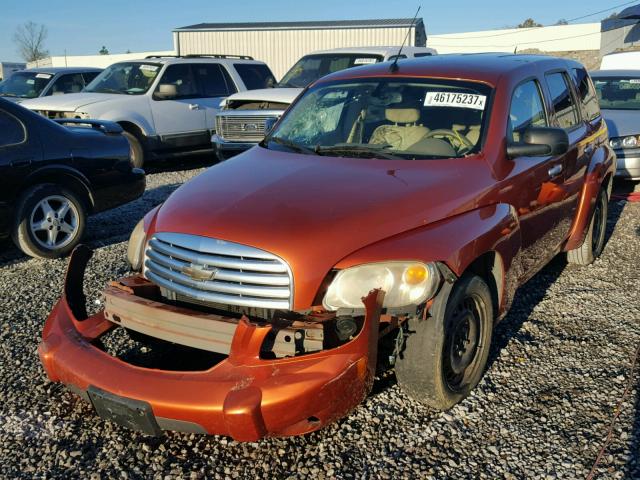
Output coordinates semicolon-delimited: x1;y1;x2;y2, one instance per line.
423;129;475;153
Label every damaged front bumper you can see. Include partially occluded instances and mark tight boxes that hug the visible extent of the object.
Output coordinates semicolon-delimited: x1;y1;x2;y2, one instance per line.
38;246;384;441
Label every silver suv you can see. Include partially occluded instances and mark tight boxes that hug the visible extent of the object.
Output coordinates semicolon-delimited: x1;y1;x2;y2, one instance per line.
21;55;275;167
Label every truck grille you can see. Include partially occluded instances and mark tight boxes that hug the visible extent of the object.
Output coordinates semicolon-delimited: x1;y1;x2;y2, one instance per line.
216;113;279;142
36;110;65;119
144;232;293;310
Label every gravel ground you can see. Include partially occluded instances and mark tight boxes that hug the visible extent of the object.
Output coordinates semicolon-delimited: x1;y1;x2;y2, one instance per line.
0;165;639;479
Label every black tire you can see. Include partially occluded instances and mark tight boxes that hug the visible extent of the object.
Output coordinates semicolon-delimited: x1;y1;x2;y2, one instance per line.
567;187;608;265
122;131;145;169
396;274;493;410
12;184;87;259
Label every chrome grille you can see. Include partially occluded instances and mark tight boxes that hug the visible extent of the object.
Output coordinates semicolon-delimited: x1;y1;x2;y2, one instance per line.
144;232;293;310
216;112;280;142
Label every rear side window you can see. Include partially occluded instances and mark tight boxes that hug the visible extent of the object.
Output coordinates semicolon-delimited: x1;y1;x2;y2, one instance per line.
572;68;601;122
0;110;25;146
545;72;580;129
508;80;548;142
234;64;275;90
193;64;237;98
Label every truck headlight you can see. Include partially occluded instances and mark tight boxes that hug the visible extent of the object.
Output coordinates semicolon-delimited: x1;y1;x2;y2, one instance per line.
323;262;440;310
126;219;146;272
610;135;640;149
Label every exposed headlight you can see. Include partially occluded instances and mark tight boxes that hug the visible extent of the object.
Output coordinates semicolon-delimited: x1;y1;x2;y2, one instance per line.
610;135;640;149
62;111;90;119
323;262;440;310
126;219;146;272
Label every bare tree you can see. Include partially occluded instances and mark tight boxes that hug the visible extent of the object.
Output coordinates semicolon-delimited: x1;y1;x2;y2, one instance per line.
13;22;49;62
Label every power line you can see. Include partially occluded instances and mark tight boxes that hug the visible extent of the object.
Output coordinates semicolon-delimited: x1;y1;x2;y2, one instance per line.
429;0;638;41
429;31;601;49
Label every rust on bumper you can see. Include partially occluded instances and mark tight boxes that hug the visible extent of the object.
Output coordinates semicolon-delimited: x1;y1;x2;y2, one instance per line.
38;247;384;441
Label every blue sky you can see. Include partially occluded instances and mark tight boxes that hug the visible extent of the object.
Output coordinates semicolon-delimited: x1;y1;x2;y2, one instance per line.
0;0;630;61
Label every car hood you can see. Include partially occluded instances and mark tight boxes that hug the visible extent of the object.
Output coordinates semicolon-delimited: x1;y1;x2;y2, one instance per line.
150;146;492;308
19;92;125;111
0;96;21;103
225;87;302;105
601;109;640;138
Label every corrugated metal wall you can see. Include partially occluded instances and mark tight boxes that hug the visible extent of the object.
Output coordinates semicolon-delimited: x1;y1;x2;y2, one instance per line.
176;27;415;79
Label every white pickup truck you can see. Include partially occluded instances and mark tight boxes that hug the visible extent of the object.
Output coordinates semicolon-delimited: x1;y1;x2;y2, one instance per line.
21;55;275;167
213;46;437;159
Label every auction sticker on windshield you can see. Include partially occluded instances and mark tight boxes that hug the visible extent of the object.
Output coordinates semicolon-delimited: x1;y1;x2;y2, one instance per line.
354;58;377;65
425;92;487;110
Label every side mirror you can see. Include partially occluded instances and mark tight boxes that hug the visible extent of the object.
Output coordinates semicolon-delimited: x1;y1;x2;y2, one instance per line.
264;116;279;135
507;127;569;158
154;84;177;100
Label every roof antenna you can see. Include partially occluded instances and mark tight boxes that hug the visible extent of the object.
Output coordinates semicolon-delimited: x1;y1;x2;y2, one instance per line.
390;6;421;73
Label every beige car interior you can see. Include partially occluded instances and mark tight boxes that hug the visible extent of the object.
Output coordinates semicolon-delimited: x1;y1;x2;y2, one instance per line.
366;107;480;155
369;108;430;150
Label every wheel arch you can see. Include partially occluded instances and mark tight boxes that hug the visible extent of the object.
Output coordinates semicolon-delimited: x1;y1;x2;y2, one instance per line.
461;251;504;321
20;166;94;213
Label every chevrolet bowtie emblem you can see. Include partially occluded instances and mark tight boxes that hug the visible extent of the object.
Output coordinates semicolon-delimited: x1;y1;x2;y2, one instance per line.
181;265;217;281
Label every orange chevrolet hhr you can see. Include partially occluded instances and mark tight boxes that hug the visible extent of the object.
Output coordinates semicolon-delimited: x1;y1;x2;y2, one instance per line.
39;54;614;441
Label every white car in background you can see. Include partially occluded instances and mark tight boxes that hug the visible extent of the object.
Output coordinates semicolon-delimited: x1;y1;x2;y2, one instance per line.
20;55;275;167
213;46;437;159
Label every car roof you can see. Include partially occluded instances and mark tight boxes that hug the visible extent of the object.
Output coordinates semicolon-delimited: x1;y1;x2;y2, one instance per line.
126;56;267;66
320;52;583;86
20;67;103;74
310;46;435;56
590;69;640;78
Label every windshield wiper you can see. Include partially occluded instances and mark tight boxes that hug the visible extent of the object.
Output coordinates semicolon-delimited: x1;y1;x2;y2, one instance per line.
268;136;318;155
315;143;404;160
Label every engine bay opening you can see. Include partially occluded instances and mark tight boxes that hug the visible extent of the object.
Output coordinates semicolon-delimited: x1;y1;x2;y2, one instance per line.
93;326;227;372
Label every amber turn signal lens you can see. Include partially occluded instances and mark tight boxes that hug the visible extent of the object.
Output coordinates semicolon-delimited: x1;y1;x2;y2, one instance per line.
403;264;428;285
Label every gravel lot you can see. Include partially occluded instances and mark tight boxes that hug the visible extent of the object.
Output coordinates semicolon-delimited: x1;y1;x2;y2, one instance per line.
0;163;639;479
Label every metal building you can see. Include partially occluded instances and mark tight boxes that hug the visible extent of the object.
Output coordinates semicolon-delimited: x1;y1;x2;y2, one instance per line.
173;18;427;79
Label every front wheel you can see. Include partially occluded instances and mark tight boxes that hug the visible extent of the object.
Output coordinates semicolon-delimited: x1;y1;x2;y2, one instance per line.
395;274;494;410
12;184;87;259
567;187;608;265
122;131;145;169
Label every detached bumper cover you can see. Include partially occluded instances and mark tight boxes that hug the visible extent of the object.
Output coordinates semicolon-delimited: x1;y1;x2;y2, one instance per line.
38;246;383;441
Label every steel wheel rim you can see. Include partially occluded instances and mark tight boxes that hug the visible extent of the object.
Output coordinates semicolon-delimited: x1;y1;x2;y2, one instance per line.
591;194;606;256
443;294;485;392
29;195;80;250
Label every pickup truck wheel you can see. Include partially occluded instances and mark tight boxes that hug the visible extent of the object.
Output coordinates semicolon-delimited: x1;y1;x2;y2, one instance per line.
12;184;87;259
396;274;493;410
122;131;145;169
567;187;608;265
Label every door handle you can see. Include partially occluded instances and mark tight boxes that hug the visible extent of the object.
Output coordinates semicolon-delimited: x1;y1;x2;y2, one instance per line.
548;164;563;178
9;158;32;167
189;104;200;111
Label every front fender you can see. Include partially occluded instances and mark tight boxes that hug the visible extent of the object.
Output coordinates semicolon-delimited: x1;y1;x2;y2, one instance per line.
564;142;615;251
333;204;521;313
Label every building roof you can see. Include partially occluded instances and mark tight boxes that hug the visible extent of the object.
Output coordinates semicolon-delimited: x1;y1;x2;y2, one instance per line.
23;67;103;74
175;18;423;31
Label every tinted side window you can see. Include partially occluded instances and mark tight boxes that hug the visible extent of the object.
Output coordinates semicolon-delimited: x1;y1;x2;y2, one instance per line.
545;72;580;129
387;54;407;62
0;111;25;146
47;73;85;95
157;64;198;99
234;64;275;90
193;64;237;98
508;80;548;142
572;68;601;122
414;52;433;57
82;71;100;85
